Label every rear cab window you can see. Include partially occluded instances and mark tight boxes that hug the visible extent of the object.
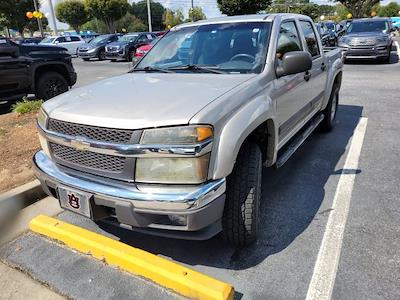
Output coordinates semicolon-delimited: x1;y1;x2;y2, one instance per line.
299;21;321;58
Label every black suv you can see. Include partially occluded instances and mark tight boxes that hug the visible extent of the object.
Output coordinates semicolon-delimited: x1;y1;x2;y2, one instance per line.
0;38;77;103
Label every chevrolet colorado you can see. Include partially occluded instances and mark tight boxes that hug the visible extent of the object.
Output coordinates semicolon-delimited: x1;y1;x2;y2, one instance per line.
34;14;343;246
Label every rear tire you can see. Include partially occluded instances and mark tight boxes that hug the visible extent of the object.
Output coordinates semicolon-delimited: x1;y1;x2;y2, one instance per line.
222;142;262;247
319;84;339;132
36;71;69;101
82;58;90;61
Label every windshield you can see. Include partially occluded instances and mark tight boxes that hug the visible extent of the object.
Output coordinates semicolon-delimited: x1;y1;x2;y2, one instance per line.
118;34;138;42
40;37;55;43
136;22;271;74
89;35;110;44
347;21;389;33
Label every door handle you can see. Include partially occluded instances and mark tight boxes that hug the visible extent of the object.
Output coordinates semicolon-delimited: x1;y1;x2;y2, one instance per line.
304;71;311;81
321;63;326;71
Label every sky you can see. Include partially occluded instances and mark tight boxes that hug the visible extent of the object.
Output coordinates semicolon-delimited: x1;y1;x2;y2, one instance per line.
39;0;400;31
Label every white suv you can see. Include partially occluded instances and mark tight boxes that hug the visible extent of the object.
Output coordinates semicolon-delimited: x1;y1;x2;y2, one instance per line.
40;35;86;55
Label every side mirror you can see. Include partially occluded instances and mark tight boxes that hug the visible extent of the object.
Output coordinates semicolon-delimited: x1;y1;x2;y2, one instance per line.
276;51;312;78
0;45;19;58
54;40;59;44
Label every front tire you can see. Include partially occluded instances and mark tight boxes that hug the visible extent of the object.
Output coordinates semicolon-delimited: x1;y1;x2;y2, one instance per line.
222;142;262;247
36;72;69;100
98;49;106;61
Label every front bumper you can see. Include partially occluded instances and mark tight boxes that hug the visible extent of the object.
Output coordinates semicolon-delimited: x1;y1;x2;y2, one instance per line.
33;151;226;239
77;51;98;58
341;44;390;59
105;51;126;60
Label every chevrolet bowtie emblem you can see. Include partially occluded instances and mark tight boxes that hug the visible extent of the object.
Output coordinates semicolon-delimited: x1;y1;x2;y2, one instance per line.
70;139;90;151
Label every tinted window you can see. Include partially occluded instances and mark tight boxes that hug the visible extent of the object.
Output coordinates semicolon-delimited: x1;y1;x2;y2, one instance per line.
70;36;81;42
56;37;66;43
300;21;320;57
276;21;302;60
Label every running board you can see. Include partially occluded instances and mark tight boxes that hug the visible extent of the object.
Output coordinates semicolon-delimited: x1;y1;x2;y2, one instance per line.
276;114;325;168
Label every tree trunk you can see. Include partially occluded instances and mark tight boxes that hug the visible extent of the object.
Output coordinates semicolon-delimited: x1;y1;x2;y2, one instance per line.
18;29;24;38
74;26;80;34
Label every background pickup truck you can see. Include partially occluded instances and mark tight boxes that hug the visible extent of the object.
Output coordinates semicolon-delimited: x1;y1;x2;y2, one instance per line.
34;13;343;247
0;38;76;104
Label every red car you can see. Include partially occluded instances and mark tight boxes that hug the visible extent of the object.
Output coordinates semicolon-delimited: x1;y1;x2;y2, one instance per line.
134;43;154;58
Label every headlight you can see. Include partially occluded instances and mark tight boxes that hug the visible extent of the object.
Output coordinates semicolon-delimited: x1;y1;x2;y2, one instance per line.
137;125;213;184
140;125;213;145
135;154;210;184
87;48;96;53
37;107;48;128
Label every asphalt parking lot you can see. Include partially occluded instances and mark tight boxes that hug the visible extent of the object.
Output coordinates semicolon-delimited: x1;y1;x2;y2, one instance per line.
1;40;399;299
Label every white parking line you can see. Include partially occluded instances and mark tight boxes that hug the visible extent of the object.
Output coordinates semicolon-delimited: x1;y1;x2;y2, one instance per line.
395;41;400;56
306;117;368;300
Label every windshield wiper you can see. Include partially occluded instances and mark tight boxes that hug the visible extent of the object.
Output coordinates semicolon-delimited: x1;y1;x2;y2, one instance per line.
167;64;226;74
129;66;173;73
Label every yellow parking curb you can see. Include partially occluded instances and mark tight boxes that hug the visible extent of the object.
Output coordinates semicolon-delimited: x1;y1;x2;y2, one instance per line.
29;215;234;300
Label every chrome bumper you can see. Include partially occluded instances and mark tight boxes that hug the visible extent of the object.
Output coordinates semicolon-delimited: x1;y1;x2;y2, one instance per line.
33;150;226;211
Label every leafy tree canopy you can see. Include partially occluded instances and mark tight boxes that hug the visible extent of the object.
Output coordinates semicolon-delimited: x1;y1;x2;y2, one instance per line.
188;7;206;22
336;0;380;18
130;1;165;31
56;0;89;34
85;0;129;33
376;2;400;17
163;9;184;29
0;0;35;36
217;0;272;16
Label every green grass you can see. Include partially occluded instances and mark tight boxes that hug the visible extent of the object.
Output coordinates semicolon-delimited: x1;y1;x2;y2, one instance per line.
12;98;43;114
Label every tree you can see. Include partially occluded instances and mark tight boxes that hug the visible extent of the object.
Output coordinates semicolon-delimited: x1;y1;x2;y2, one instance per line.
0;0;35;36
55;0;88;34
336;0;379;18
217;0;272;16
115;13;147;32
335;3;351;21
188;7;206;22
377;2;400;17
26;17;49;36
131;1;165;31
163;9;184;29
85;0;129;33
81;18;108;33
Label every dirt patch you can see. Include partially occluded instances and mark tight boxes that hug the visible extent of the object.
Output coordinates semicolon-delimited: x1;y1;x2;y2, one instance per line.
0;112;40;193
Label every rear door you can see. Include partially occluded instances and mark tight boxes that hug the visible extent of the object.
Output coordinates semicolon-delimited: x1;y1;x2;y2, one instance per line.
70;36;85;53
298;20;327;109
0;40;30;100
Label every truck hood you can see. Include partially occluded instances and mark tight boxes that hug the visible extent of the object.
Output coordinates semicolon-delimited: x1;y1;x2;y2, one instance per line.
43;73;254;129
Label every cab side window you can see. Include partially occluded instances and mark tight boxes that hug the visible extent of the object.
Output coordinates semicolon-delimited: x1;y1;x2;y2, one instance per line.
299;21;320;57
276;21;302;61
55;37;65;43
70;36;81;42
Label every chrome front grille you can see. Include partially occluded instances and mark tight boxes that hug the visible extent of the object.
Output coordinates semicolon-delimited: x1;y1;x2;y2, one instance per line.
348;38;376;46
48;119;134;144
50;143;126;173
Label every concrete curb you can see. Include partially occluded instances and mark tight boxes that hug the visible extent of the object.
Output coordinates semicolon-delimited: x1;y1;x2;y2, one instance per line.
0;180;45;212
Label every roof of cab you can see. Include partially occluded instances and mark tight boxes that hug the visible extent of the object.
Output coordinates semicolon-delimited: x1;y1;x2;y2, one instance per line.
173;13;311;30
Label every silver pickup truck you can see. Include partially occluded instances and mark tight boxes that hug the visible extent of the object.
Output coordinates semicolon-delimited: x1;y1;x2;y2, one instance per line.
34;14;343;246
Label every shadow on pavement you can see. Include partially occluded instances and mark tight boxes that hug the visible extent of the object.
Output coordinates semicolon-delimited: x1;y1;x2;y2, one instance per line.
96;104;364;271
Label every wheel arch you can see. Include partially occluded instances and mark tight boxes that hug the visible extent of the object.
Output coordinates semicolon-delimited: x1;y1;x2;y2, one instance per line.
32;63;71;93
210;97;278;180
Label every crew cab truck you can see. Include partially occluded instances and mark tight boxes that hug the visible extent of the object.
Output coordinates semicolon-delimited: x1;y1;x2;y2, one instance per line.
0;38;76;103
33;14;343;247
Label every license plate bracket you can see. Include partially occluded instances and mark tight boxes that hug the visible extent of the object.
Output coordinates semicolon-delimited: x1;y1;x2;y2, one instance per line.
58;187;92;218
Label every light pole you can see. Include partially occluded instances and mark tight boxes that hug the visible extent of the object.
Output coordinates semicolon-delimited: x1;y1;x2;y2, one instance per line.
147;0;152;32
48;0;58;34
33;0;44;37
